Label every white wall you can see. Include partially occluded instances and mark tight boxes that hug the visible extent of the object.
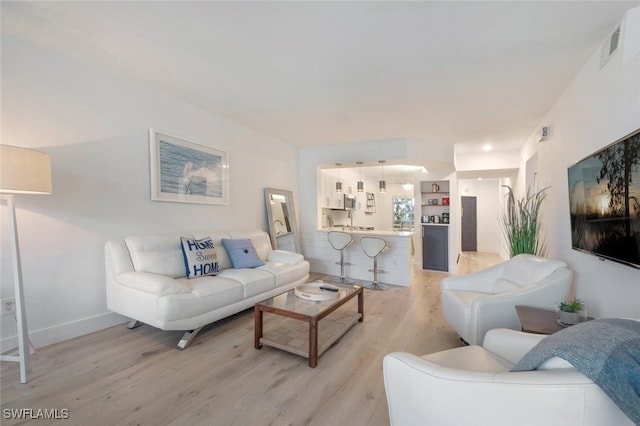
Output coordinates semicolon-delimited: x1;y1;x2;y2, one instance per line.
455;149;520;172
0;23;299;349
458;179;503;253
520;7;640;318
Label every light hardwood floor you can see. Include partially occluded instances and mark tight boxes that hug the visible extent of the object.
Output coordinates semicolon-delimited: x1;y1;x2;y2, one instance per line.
1;252;503;426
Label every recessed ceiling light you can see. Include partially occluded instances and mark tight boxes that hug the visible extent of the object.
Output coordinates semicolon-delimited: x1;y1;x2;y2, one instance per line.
482;144;493;152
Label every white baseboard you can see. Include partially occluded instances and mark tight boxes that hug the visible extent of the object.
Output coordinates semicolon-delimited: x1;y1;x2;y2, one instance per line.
1;311;128;353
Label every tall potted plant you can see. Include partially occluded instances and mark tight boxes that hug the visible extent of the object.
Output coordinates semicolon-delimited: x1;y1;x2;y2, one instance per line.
501;185;549;257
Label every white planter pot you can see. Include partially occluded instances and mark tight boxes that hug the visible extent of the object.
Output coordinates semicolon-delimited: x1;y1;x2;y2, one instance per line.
559;311;580;325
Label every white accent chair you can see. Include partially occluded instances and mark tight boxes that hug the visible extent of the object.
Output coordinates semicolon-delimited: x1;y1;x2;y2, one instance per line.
383;328;634;426
441;254;572;345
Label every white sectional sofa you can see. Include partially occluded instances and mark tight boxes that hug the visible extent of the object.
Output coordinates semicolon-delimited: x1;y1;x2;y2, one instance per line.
105;230;310;348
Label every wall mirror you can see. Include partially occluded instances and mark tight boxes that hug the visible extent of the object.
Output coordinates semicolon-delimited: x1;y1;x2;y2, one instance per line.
264;188;301;253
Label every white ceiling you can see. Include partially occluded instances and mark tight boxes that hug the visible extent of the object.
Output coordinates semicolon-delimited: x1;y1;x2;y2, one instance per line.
3;1;638;154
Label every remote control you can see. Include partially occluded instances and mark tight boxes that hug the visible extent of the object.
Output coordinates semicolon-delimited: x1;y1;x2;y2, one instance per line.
319;285;339;292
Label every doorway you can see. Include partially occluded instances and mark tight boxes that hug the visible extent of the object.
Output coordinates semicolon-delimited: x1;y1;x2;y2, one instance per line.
461;196;477;251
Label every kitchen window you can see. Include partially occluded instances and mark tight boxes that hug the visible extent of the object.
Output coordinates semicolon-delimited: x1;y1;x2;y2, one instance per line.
393;197;414;230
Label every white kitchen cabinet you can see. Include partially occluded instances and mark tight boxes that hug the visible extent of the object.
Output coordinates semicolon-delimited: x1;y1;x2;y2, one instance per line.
354;192;365;211
321;171;338;208
329;192;344;209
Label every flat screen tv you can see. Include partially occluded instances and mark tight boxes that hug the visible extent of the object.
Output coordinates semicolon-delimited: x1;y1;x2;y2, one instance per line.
568;127;640;269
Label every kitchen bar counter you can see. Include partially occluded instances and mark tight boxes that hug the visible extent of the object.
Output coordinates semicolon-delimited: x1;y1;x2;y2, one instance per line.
323;226;416;237
303;228;415;286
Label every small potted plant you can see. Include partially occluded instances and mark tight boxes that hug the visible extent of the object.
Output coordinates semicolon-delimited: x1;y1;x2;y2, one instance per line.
558;298;584;325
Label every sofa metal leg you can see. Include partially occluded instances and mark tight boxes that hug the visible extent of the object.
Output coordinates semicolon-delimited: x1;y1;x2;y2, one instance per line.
127;320;143;329
177;327;203;350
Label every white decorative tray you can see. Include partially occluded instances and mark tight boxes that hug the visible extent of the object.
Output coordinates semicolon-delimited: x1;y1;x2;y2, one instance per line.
295;281;340;301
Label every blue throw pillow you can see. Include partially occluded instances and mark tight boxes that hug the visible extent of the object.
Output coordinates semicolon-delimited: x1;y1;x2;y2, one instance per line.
180;236;220;279
221;238;264;269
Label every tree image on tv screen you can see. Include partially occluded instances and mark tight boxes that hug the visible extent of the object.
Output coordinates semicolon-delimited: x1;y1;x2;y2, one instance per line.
591;133;640;264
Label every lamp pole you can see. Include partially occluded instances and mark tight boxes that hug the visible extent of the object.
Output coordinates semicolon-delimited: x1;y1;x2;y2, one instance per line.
0;194;31;383
0;144;52;384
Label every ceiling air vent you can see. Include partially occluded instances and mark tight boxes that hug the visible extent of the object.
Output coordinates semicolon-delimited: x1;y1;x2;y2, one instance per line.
600;24;621;68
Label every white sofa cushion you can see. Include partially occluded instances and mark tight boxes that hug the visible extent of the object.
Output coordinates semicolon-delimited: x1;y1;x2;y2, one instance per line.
483;328;547;364
500;254;566;286
159;277;244;321
126;234;192;278
259;261;311;288
267;250;305;265
217;268;275;298
177;276;242;298
116;271;191;296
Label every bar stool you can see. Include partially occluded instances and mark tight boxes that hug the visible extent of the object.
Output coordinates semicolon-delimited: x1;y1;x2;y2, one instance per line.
327;231;355;284
360;236;390;291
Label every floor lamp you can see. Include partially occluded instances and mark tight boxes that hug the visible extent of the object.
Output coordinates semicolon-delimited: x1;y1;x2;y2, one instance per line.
0;144;52;384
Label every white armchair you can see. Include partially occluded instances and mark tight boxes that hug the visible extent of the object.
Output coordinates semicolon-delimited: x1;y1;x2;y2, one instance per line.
441;254;572;345
383;328;633;426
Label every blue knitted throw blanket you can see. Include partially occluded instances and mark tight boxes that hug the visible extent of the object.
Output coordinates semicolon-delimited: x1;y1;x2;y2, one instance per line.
512;318;640;425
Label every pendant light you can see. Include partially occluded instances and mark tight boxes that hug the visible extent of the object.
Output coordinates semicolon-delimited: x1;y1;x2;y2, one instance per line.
357;162;364;192
379;160;387;193
335;163;343;193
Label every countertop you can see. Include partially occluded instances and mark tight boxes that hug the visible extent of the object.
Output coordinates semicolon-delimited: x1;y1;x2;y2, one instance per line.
421;223;449;227
321;227;415;237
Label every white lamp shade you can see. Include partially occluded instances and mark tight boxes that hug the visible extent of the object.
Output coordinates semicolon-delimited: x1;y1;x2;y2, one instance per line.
0;145;52;194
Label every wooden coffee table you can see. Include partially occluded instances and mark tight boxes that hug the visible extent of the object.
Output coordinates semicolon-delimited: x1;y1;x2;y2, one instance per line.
254;282;363;367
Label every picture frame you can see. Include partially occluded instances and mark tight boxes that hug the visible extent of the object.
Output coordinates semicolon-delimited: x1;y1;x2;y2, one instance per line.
149;129;230;205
